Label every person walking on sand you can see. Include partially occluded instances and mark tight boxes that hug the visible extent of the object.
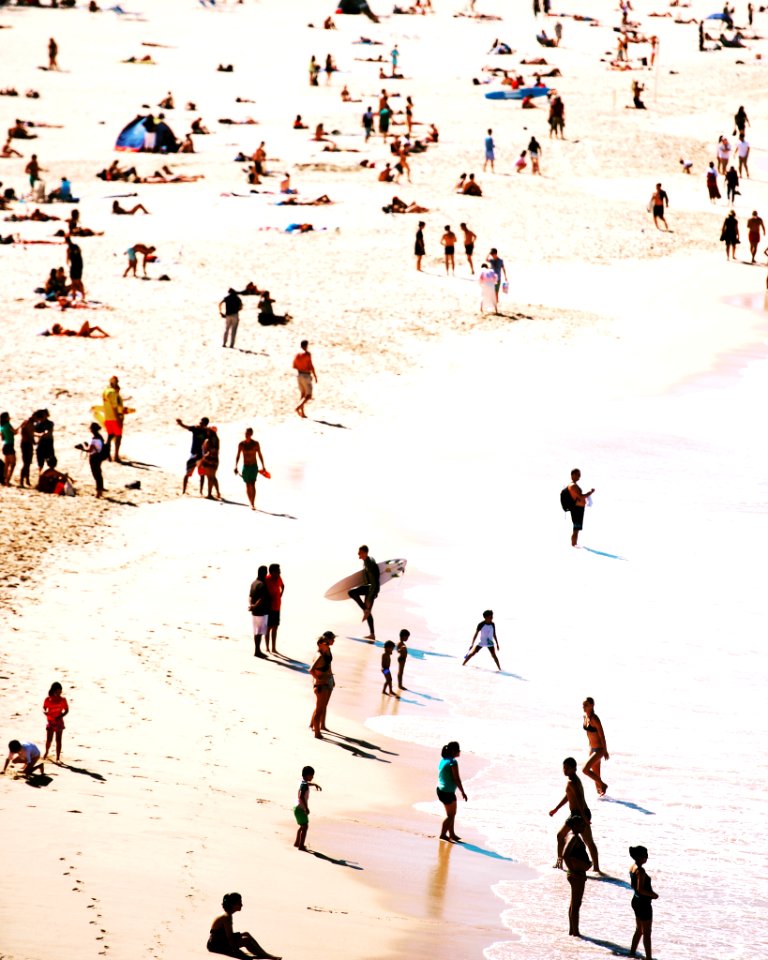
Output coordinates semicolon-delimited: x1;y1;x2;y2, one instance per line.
735;132;750;178
220;287;243;349
649;183;669;231
747;210;765;263
381;641;398;696
42;682;69;762
628;846;658;959
725;165;739;204
48;38;59;71
310;632;336;738
2;740;44;778
721;209;740;261
462;609;501;670
460;222;477;274
207;892;281;959
550;757;601;873
734;105;749;136
25;153;44;190
567;468;594;547
177;416;209;494
293;340;318;418
414;220;426;271
102;375;124;463
66;237;85;299
479;262;499;314
234;427;265;510
293;765;322;851
484;129;495;172
436;741;467;842
348;545;380;640
441;226;457;275
396;628;410;689
488;247;507;304
249;564;271;657
563;815;592;937
582;697;609;796
706;162;721;203
200;426;221;499
363;105;374;142
265;563;284;653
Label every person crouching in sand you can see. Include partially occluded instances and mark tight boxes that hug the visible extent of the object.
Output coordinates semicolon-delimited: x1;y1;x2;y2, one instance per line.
207;892;281;959
2;740;44;778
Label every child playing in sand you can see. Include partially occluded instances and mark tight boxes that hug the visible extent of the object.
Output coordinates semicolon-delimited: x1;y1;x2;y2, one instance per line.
381;641;397;695
43;681;69;762
462;609;501;670
293;765;322;851
515;150;527;173
396;628;410;689
2;740;44;777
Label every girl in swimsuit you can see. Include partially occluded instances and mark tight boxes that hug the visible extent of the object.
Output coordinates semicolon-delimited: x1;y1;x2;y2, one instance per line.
208;893;281;959
628;846;658;959
582;697;609;796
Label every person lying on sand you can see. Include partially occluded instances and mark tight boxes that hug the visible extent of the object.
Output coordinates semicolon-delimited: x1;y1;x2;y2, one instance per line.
6;207;59;222
277;195;333;206
112;200;149;215
8;119;37;140
207;892;281;960
122;55;155;64
98;160;140;182
44;320;109;337
385;196;429;214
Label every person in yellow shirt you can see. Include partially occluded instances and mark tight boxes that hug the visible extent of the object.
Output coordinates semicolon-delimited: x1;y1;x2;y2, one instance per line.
102;375;124;462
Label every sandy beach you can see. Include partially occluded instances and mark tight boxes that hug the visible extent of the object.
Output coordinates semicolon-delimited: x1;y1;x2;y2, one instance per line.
2;1;768;959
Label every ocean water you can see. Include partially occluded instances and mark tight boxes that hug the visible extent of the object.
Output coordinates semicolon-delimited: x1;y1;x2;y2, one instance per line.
361;302;768;959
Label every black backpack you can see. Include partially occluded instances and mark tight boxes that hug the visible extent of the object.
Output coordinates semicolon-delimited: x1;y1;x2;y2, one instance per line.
560;487;574;512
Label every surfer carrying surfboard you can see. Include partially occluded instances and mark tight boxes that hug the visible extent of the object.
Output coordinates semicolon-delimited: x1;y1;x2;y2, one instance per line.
347;545;380;640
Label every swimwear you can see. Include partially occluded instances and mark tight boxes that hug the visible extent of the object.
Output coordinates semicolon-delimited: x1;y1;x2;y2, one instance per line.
652;204;664;218
436;788;456;805
571;505;585;531
293;805;309;826
631;871;653;921
444;245;455;256
465;243;474;255
241;463;259;483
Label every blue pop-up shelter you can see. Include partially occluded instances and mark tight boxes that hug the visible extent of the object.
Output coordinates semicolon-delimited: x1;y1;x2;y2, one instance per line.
115;115;178;152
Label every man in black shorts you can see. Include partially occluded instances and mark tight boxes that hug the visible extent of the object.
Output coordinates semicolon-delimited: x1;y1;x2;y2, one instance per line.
460;222;476;274
567;468;595;547
177;416;209;494
440;225;456;276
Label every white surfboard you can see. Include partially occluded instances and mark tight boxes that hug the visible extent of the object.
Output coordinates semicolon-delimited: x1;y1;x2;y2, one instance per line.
324;558;407;601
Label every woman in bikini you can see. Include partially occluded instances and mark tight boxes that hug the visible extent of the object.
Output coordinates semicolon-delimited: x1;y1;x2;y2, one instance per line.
309;632;335;738
582;696;609;796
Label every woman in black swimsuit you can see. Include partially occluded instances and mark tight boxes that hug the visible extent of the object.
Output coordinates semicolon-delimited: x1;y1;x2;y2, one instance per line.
208;892;281;959
628;846;658;959
309;632;335;738
582;697;609;796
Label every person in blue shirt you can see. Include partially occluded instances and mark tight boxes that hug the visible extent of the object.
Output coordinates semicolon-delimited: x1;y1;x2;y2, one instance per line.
484;128;495;172
436;741;467;842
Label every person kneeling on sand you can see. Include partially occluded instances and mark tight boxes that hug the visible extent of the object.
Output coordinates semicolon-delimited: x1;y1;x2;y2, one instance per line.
2;739;44;778
207;892;281;959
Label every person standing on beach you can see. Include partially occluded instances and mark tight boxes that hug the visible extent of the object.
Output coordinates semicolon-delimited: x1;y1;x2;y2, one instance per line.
562;815;592;937
310;632;336;737
706;162;721;203
66;237;85;299
234;427;265;510
734;105;749;136
414;221;426;271
720;209;740;261
42;682;69;762
293;340;318;418
79;422;106;498
381;641;397;696
735;132;750;178
33;410;55;472
484;129;495;172
725;165;739;204
582;697;609;796
459;222;476;274
362;106;374;141
200;426;221;499
747;211;765;263
220;287;243;349
628;845;658;959
0;412;18;486
488;247;507;305
441;226;457;276
18;412;38;488
293;765;322;851
528;136;542;175
265;563;284;653
249;564;271;657
391;44;400;75
25;153;44;190
177;416;209;494
462;609;501;670
436;741;467;842
479;262;498;314
549;95;565;138
567;468;594;547
348;545;380;640
48;38;59;71
549;757;601;873
396;629;410;689
649;183;669;231
102;375;124;463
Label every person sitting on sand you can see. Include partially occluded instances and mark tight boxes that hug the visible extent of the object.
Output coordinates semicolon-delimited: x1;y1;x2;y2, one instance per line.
45;320;110;338
312;123;337;149
341;84;352;101
112;200;150;215
179;133;195;153
258;291;292;326
122;55;155;64
207;892;280;959
280;172;297;195
124;244;156;278
462;173;482;196
61;209;103;238
378;163;394;182
191;117;210;135
158;91;174;109
426;123;439;142
293;114;308;129
2;740;44;778
1;137;22;158
241;281;263;296
48;177;73;202
324;16;337;29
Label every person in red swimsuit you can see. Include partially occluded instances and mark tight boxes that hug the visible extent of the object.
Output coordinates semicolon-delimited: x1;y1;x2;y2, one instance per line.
43;682;69;762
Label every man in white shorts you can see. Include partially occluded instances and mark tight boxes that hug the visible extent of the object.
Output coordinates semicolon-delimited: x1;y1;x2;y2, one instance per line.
462;609;501;670
293;340;318;418
248;564;271;657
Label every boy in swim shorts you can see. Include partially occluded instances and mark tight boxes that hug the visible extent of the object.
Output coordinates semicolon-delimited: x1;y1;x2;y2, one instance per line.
293;765;322;851
381;641;397;696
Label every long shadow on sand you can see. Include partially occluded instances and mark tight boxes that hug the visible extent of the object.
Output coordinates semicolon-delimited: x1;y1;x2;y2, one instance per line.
264;654;309;674
59;762;107;782
311;850;363;870
578;934;630;955
311;419;349;429
407;689;444;702
601;797;654;816
120;459;161;470
581;546;628;561
322;730;397;762
207;498;298;520
102;496;139;507
24;773;53;788
588;874;632;890
346;636;453;660
451;840;516;862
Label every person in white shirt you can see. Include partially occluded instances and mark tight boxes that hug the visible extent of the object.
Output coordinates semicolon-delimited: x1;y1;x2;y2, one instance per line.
478;263;499;314
735;133;750;178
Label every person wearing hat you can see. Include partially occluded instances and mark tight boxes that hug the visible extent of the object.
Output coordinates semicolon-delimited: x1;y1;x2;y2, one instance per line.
220;287;243;348
309;632;336;738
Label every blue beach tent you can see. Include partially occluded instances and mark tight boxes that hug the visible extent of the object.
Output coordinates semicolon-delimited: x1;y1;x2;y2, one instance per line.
115;115;178;152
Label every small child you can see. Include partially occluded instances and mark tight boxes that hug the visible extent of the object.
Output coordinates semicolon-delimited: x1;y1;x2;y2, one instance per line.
381;641;397;696
462;609;501;670
515;150;527;173
679;158;693;174
396;629;410;690
43;681;69;762
293;765;322;851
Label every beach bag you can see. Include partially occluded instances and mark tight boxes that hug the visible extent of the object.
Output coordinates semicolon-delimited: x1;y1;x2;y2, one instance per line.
560;487;574;512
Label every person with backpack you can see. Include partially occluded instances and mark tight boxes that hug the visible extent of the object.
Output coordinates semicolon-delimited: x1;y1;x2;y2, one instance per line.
563;468;595;547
